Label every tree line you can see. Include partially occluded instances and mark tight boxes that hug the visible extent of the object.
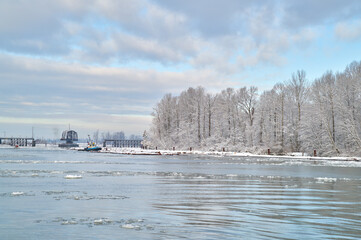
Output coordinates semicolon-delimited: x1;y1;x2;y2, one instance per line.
92;130;142;143
145;61;361;157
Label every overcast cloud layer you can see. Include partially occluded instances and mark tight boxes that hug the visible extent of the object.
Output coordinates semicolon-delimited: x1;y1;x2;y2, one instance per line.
1;0;361;138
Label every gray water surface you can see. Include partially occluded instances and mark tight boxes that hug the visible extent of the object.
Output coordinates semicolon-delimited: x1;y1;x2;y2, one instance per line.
1;147;361;239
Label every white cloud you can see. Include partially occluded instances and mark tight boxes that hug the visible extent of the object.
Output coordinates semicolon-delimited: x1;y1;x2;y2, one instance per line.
1;0;360;137
0;52;235;135
335;20;361;41
0;0;324;67
282;0;361;29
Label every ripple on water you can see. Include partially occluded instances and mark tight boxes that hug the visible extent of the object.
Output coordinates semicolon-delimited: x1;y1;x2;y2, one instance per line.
149;174;361;239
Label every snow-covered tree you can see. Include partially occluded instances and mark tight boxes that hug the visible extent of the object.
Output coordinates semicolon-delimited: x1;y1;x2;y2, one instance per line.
148;61;361;156
287;70;308;152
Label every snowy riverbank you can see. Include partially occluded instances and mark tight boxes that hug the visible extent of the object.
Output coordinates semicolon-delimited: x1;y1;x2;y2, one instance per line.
99;147;361;162
1;144;359;162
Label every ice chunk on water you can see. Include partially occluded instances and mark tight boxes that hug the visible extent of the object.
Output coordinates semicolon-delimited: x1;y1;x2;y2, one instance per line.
121;224;141;230
94;219;104;225
61;220;77;225
64;175;82;179
94;218;112;225
11;191;24;196
316;177;337;183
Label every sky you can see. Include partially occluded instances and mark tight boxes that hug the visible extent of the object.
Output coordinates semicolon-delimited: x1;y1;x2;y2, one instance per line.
1;0;361;139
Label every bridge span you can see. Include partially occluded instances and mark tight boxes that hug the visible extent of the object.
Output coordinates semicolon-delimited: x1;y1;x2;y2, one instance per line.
0;137;36;147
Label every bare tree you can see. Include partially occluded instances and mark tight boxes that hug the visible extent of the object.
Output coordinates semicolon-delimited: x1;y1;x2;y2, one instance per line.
93;129;99;143
288;70;308;151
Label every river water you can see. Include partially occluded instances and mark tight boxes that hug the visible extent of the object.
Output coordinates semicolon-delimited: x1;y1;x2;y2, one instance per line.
1;147;361;239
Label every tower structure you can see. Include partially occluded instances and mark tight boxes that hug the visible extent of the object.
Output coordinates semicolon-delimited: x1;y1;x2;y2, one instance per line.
58;130;79;148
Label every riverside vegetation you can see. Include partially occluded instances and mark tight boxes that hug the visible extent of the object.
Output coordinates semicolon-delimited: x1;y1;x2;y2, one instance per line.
146;61;361;157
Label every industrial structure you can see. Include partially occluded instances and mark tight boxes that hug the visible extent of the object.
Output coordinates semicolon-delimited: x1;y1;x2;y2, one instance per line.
58;130;79;148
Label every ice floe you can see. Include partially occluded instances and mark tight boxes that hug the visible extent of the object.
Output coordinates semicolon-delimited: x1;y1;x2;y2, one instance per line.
64;175;82;179
121;224;141;230
94;218;112;225
11;191;24;196
315;177;337;183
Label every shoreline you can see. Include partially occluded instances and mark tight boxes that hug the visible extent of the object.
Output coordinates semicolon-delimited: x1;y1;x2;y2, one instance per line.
1;144;360;162
98;147;361;162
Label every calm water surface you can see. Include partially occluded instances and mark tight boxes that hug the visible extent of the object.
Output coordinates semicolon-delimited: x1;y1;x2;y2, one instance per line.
1;147;361;239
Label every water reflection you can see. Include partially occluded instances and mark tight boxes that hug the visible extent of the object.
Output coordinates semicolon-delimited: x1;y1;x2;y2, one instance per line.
153;174;361;239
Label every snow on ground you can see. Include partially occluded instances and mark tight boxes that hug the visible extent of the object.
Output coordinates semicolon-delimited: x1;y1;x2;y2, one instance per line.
100;147;361;162
1;143;359;162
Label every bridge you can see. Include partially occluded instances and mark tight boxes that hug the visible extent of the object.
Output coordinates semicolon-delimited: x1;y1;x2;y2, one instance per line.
103;139;143;148
0;137;36;147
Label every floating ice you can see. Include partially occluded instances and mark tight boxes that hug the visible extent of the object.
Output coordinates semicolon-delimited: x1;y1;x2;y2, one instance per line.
64;175;82;179
94;218;112;225
42;217;152;230
226;174;237;177
121;224;140;230
61;220;77;225
11;191;24;196
94;219;104;225
316;177;337;183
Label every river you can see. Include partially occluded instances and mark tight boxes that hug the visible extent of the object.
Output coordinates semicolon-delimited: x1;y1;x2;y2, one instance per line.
1;147;361;239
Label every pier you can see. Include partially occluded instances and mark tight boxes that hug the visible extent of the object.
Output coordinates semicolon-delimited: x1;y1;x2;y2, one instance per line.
0;137;36;147
103;139;143;148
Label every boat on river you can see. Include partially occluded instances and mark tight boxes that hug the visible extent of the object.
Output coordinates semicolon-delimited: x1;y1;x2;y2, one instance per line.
84;145;102;151
84;135;102;151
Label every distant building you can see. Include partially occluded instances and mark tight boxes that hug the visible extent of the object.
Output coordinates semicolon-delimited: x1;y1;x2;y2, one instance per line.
58;130;79;148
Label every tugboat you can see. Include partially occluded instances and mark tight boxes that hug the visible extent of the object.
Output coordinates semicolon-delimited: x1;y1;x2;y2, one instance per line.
84;135;102;152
